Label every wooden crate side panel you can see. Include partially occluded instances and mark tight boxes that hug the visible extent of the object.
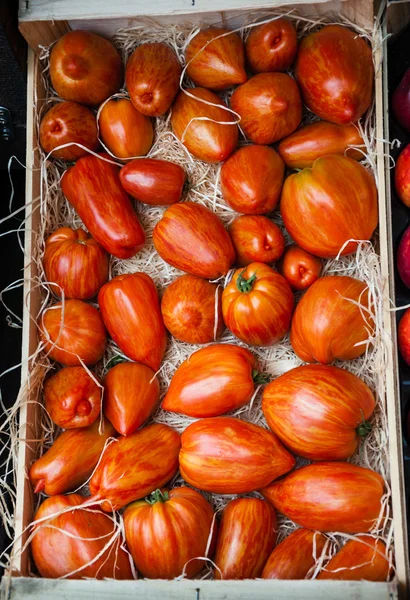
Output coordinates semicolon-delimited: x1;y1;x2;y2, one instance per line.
18;20;69;54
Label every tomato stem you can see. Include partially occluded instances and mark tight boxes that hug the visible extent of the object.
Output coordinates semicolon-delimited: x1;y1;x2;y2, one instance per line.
236;270;257;293
252;369;270;384
145;489;169;505
104;354;127;372
356;420;372;437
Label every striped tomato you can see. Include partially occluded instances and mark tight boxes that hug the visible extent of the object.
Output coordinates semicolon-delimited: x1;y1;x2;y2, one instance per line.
262;528;327;579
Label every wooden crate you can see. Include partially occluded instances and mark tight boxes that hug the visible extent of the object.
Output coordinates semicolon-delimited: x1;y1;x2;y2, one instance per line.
2;0;408;598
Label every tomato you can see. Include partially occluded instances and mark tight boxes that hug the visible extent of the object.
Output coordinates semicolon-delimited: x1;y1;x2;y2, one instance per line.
317;536;389;581
49;31;123;106
98;273;166;372
39;101;99;161
162;344;263;417
29;418;116;495
214;498;277;579
120;158;185;206
245;19;298;74
230;73;302;144
395;143;410;207
220;145;284;214
295;25;373;124
277;245;322;291
179;417;295;494
124;487;216;579
104;362;160;436
262;364;375;461
278;121;364;169
125;43;181;117
222;262;294;346
88;423;180;511
229;216;285;266
44;366;101;428
261;462;385;533
31;494;133;579
280;155;378;258
61;154;145;259
153;202;235;278
161;275;224;344
397;225;410;288
399;308;410;366
171;88;238;163
99;98;153;159
185;28;247;90
262;528;327;579
43;227;109;300
290;275;374;363
39;300;106;366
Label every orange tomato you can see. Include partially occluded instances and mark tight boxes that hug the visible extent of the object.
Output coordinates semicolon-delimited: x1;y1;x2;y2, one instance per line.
317;536;390;581
229;216;285;266
98;273;166;372
88;423;180;511
395;143;410;207
290;275;374;363
222;262;294;346
280;155;378;258
262;364;375;461
161;275;224;344
104;362;160;436
162;344;262;418
262;529;327;579
261;462;385;533
245;19;298;73
120;158;185;206
124;487;216;579
179;417;295;494
277;245;322;291
214;498;277;579
39;299;106;366
99;98;153;159
43;227;109;300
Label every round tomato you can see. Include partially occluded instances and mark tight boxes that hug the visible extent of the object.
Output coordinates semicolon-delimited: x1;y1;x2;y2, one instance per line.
39;299;106;366
124;487;216;579
43;227;109;300
277;245;322;291
245;18;298;74
161;275;224;344
229;216;285;267
222;262;294;346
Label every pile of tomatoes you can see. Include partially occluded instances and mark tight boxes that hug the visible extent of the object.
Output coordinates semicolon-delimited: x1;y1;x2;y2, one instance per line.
30;18;390;582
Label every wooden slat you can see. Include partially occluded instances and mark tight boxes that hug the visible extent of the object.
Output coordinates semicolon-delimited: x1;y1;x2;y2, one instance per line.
386;1;410;35
18;20;69;54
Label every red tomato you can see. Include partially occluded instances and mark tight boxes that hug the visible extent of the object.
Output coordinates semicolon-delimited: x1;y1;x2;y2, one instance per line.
29;418;115;495
126;43;181;117
124;487;216;579
39;300;106;366
397;225;410;288
171;88;238;163
290;276;374;363
161;275;224;344
277;245;322;291
245;18;298;73
261;462;385;533
214;498;277;579
262;364;375;461
295;25;373;124
88;423;180;511
31;494;133;579
49;31;123;106
229;216;285;266
39;101;99;161
398;308;410;366
61;154;145;259
43;227;109;300
220;146;284;214
44;366;101;428
104;362;160;435
162;344;262;417
179;417;295;494
99;98;153;159
185;28;247;90
262;528;327;579
120;158;185;206
278;121;364;169
395;143;410;207
153;202;235;278
281;155;378;258
317;536;389;581
98;273;166;372
230;73;302;144
222;262;294;346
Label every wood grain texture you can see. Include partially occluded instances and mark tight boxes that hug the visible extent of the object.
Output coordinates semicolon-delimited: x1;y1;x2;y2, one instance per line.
18;20;69;54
